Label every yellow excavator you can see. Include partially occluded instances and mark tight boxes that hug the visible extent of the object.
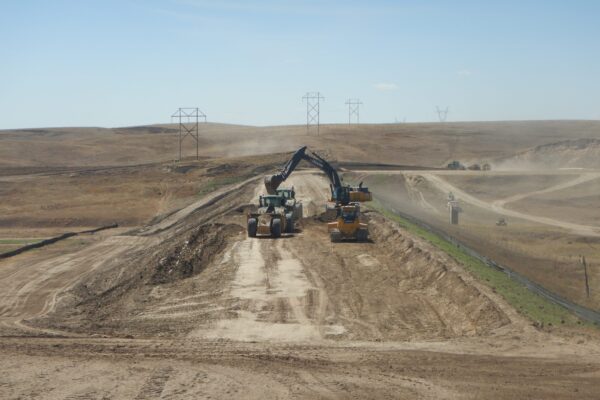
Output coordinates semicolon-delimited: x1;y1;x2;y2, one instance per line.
263;146;371;242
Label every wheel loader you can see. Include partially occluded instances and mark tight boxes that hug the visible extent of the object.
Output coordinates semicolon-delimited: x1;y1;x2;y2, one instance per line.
247;195;294;238
328;203;369;242
275;187;303;221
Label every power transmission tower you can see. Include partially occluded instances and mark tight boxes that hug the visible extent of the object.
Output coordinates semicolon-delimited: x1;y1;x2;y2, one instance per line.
171;108;206;161
302;92;324;135
345;98;362;124
436;106;449;122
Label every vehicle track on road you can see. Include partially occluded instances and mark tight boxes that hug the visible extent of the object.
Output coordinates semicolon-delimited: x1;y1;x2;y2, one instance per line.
420;172;600;236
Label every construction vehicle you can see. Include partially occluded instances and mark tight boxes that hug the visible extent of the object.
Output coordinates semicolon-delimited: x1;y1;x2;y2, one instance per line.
349;181;372;202
264;146;372;206
328;203;369;242
496;217;507;226
247;195;294;237
264;146;370;242
447;160;466;170
275;187;303;221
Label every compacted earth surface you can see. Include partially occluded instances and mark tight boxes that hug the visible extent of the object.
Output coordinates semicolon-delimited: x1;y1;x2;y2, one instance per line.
1;169;600;399
2;122;600;399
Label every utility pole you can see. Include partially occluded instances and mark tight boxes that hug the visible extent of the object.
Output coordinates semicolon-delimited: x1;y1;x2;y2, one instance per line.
436;106;449;122
581;255;591;298
302;92;324;135
171;108;206;161
345;98;362;124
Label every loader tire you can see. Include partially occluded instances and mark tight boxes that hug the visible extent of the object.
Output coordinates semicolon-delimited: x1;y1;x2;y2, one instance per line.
357;229;368;242
330;230;342;243
271;219;281;238
294;203;303;220
247;218;257;237
285;214;294;233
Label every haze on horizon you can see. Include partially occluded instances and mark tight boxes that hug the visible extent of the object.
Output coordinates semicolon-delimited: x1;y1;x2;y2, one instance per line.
2;0;600;130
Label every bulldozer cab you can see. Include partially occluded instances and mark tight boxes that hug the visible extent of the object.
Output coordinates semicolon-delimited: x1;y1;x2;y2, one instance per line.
339;205;359;223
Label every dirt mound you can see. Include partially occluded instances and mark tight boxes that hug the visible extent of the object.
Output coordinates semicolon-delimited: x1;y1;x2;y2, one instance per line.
495;138;600;170
35;222;242;336
152;223;242;284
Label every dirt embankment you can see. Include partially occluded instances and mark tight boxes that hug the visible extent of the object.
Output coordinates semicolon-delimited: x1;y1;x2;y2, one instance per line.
2;169;600;399
494;138;600;170
35;173;513;341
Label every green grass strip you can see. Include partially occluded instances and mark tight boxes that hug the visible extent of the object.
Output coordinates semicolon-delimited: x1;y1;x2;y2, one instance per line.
369;199;586;327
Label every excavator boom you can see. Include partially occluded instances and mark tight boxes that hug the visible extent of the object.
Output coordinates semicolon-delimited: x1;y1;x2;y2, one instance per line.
264;147;343;199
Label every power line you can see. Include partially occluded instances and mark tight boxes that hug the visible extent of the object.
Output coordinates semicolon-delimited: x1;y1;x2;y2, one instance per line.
171;107;206;161
302;92;324;135
345;98;362;124
436;106;449;122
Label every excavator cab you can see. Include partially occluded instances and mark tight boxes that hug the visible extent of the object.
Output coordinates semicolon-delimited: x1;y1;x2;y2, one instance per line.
331;186;351;205
332;185;372;204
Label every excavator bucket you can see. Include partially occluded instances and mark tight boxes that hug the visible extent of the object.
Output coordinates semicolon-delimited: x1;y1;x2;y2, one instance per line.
264;147;308;194
264;175;283;195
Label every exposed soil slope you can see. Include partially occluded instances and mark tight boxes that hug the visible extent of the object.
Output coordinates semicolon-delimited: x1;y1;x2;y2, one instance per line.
495;138;600;170
1;167;600;399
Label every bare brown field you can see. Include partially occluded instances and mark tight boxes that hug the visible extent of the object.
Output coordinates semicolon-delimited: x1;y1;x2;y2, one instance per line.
2;120;600;168
2;121;600;398
509;179;600;226
0;153;287;232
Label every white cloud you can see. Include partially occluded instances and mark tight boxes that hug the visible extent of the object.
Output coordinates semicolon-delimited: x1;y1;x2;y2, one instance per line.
457;69;473;77
373;83;398;91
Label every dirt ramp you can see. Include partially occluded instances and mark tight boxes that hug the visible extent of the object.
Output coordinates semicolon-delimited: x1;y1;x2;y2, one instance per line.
293;214;511;341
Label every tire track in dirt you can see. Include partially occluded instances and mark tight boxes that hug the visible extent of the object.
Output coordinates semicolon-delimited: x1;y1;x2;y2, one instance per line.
192;235;322;341
419;172;600;236
190;171;345;342
0;235;158;335
134;366;174;399
492;171;600;207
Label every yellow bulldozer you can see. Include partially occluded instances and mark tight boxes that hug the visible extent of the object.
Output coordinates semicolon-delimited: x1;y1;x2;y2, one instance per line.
328;203;369;242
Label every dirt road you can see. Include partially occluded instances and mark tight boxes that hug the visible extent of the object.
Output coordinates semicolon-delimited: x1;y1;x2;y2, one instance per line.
1;171;600;399
357;169;600;236
420;172;600;236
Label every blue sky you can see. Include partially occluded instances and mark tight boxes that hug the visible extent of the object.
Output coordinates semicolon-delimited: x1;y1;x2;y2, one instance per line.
1;0;599;128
